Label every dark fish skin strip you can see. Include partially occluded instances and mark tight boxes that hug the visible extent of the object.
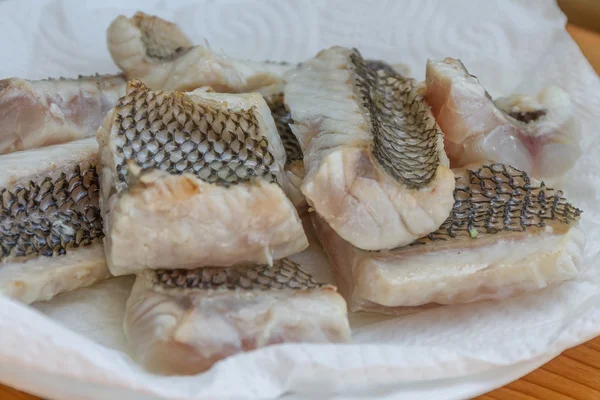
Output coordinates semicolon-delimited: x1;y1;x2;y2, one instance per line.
349;49;442;189
153;258;324;291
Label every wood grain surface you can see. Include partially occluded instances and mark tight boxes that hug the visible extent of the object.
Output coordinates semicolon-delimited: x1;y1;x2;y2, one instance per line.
1;22;599;400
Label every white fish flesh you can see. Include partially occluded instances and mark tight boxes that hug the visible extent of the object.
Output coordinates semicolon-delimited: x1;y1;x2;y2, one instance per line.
0;138;110;304
97;81;307;276
0;74;126;155
284;46;455;250
314;163;585;314
425;58;581;184
107;12;289;93
124;259;351;375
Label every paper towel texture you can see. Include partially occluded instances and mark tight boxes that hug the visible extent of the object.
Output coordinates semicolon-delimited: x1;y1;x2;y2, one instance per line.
0;0;599;399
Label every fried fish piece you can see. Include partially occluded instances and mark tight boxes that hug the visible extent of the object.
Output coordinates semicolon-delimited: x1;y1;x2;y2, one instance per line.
107;12;288;93
124;259;350;375
315;163;585;314
284;47;455;250
97;81;307;276
0;74;125;155
425;58;581;184
0;138;109;304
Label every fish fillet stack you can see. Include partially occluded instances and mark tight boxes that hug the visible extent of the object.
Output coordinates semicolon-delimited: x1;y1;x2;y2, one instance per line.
314;164;584;313
0;8;588;377
95;80;350;373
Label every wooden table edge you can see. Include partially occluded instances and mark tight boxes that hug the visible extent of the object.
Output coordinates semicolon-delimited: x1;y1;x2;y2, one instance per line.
1;22;600;400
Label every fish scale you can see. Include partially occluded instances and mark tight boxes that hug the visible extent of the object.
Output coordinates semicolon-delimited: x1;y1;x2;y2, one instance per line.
265;93;303;163
411;164;582;246
350;49;441;188
113;83;278;187
0;162;103;261
153;258;323;291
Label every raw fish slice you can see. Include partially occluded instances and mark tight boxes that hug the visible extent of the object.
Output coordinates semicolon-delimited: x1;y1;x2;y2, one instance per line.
107;12;288;93
264;92;307;210
425;58;581;183
314;164;585;314
97;81;307;275
0;74;125;155
124;258;350;375
284;47;455;251
0;138;109;304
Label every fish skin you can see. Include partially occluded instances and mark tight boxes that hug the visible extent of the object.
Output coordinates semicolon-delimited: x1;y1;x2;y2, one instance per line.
107;12;288;93
0;74;125;155
0;138;110;304
284;46;455;251
97;81;307;275
124;259;351;375
425;58;581;184
314;163;585;314
264;92;307;211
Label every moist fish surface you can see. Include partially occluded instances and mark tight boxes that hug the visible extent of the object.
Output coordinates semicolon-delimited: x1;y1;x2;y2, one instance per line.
124;258;350;375
97;81;307;276
0;74;126;155
315;163;585;314
425;58;581;185
284;46;455;251
0;138;110;304
107;12;289;93
264;92;307;210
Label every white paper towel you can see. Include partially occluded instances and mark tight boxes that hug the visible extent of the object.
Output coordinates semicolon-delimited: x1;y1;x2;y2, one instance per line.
0;0;599;399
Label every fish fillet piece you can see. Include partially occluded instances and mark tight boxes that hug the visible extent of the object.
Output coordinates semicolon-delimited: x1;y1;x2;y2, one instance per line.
0;74;126;155
97;81;307;275
284;47;455;250
425;58;581;184
264;92;307;211
314;163;585;314
107;12;288;93
0;138;110;304
124;258;350;375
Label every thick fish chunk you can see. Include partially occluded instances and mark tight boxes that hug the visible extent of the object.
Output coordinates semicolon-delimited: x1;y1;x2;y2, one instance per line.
97;81;308;276
0;74;125;155
315;164;585;314
124;259;350;375
0;138;109;304
425;58;581;184
284;47;455;251
107;12;288;93
264;92;307;211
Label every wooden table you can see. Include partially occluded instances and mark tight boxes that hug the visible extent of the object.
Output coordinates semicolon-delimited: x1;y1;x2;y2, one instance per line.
1;23;600;400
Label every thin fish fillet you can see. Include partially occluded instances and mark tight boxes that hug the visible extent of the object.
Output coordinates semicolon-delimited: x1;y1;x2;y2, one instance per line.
425;58;581;184
107;12;288;93
97;81;307;276
0;138;110;304
124;259;350;375
284;46;455;250
314;163;585;314
0;74;125;155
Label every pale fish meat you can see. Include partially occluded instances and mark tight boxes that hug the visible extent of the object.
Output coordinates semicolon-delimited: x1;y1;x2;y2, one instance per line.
0;74;126;155
284;47;455;251
264;92;307;211
425;58;581;184
124;258;350;375
107;12;289;93
0;138;109;304
97;81;308;276
315;163;585;314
